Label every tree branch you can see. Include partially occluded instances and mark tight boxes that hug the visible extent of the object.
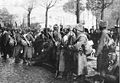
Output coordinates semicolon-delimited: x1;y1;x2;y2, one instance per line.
22;6;28;11
21;0;37;13
31;2;36;9
48;0;57;9
104;0;113;8
39;3;46;8
47;0;53;7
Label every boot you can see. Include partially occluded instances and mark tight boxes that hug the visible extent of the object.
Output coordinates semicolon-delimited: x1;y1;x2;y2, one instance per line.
56;71;63;79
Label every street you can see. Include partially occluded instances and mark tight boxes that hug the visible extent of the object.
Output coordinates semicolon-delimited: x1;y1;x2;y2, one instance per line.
0;57;96;83
0;58;55;83
0;57;72;83
0;0;119;82
0;45;119;83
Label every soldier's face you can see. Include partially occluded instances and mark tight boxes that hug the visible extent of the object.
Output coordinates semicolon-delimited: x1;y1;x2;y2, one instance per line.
73;29;77;33
42;34;45;39
90;30;94;33
110;31;113;35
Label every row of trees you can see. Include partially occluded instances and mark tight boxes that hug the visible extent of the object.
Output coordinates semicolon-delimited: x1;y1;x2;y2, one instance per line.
63;0;114;22
0;8;16;28
1;0;119;28
110;0;120;26
19;0;60;28
63;0;84;23
63;0;120;27
86;0;113;20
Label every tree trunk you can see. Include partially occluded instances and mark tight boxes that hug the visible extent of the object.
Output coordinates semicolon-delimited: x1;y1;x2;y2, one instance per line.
101;0;104;20
45;8;48;28
27;12;31;27
76;0;80;23
116;18;119;26
101;9;104;20
96;18;98;29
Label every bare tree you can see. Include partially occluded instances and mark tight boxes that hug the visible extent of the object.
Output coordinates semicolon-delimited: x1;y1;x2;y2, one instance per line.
111;8;120;26
76;0;80;23
0;8;15;28
63;0;84;23
39;0;58;28
21;0;37;27
111;0;120;26
86;0;114;20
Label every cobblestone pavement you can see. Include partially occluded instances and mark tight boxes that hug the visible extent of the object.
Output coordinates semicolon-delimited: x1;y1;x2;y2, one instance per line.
0;59;55;83
0;45;119;83
0;58;96;83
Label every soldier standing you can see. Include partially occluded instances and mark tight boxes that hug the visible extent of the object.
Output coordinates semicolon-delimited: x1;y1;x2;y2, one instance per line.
23;30;35;65
96;20;112;75
12;30;23;63
69;23;89;78
62;27;76;79
52;24;62;78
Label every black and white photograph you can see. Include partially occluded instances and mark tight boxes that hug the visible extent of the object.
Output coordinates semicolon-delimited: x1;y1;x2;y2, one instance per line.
0;0;119;83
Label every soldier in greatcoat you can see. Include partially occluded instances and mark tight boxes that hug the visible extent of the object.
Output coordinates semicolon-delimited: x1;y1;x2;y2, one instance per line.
96;21;112;74
52;24;62;78
22;31;35;65
69;24;89;78
62;27;76;79
12;30;23;63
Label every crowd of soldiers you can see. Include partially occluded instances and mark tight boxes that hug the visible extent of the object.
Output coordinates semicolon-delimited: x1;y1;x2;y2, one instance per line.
0;21;119;83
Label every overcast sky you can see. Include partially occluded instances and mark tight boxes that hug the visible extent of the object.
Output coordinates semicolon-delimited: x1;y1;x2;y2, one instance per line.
0;0;69;17
0;0;93;27
0;0;70;23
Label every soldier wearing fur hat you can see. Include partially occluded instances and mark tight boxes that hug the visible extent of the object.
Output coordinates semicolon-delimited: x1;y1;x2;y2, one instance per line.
68;23;89;78
95;20;114;76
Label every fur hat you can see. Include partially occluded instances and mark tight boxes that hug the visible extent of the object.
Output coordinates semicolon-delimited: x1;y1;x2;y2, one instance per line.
99;20;107;28
75;23;84;32
53;24;59;29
